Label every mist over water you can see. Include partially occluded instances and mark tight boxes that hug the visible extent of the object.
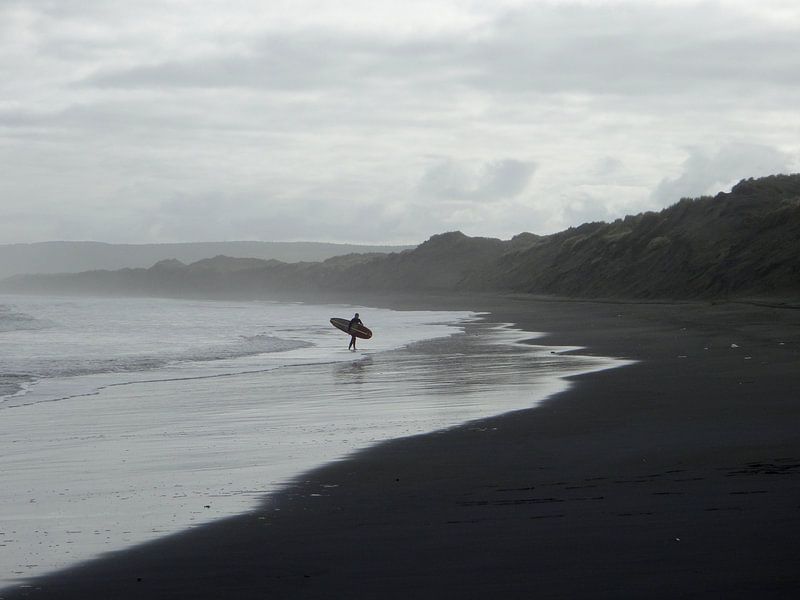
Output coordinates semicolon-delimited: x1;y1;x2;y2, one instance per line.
0;295;626;587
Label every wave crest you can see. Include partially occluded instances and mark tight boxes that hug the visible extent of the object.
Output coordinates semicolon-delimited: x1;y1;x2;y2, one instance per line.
0;305;55;333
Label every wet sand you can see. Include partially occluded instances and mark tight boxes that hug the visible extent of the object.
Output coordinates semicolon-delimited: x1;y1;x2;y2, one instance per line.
4;295;800;599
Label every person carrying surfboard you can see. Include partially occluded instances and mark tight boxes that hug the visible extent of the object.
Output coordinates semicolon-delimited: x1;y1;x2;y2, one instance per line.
347;313;363;351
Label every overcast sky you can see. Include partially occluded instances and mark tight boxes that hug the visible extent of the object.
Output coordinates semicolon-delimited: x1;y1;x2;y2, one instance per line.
2;0;799;244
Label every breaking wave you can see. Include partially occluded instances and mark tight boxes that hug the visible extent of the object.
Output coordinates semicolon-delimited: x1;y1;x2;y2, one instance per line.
1;332;312;402
24;335;311;380
0;304;55;332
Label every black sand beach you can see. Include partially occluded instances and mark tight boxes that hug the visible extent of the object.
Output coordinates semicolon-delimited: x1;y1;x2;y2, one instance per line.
4;296;800;599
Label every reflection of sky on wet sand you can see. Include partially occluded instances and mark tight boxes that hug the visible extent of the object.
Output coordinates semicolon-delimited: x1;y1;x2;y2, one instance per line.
334;356;373;385
0;320;627;588
331;322;622;406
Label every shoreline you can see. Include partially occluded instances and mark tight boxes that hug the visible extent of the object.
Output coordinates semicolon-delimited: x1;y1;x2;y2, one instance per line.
0;297;613;588
4;295;800;598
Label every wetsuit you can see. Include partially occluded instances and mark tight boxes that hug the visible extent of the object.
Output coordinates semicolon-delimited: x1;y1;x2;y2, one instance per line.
348;316;363;350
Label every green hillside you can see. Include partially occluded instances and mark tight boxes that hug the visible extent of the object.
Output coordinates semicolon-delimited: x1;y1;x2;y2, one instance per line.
3;174;799;301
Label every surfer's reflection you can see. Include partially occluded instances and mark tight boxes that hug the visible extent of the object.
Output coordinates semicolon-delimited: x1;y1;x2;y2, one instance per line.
334;356;373;385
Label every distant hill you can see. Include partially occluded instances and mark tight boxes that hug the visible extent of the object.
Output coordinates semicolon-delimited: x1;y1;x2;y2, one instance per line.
459;174;800;298
0;241;415;280
3;174;799;301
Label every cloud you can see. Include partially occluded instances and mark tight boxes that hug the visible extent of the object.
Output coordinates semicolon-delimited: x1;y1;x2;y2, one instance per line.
2;1;800;244
650;143;795;205
466;3;800;98
69;2;800;102
84;35;352;91
417;158;537;202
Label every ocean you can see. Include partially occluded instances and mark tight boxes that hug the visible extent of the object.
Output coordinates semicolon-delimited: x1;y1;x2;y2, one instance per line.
0;294;623;586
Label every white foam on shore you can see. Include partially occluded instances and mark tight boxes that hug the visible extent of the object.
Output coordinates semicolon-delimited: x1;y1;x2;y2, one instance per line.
0;311;628;588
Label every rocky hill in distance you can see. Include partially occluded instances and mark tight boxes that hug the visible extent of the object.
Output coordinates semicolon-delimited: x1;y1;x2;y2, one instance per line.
0;240;414;281
3;174;799;301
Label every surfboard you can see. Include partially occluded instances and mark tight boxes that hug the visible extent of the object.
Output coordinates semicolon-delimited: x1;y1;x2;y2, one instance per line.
330;317;372;339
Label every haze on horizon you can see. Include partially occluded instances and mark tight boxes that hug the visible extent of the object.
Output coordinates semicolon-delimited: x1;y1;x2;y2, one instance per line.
2;0;799;246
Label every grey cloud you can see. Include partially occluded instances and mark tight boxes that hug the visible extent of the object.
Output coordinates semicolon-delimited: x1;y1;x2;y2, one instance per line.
563;193;614;226
468;4;800;97
418;158;537;202
0;104;179;132
75;3;800;100
3;1;799;245
83;33;409;91
651;143;794;205
0;109;50;128
87;47;328;91
591;157;624;179
150;191;369;243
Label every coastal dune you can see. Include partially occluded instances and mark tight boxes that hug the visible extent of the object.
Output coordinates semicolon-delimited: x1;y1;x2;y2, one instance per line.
5;296;799;598
4;174;799;302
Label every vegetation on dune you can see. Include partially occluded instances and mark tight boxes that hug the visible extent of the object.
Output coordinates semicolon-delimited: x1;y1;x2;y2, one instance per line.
3;174;799;301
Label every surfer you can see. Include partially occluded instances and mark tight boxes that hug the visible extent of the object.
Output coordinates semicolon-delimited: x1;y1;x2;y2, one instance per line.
347;312;363;351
